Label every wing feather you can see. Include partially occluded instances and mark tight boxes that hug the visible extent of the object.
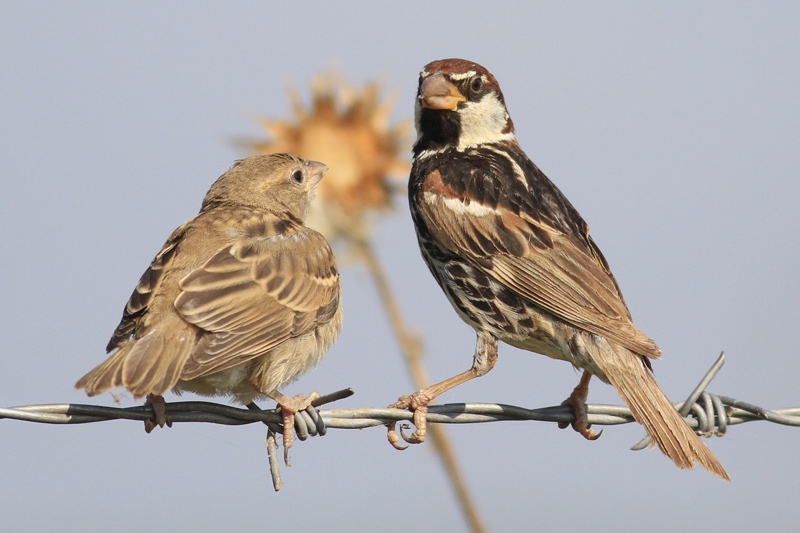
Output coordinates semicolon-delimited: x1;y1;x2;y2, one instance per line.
176;226;340;378
106;222;190;352
419;193;660;358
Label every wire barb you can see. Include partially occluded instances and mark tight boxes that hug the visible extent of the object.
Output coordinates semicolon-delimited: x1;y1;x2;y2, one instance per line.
632;351;727;450
2;358;799;485
3;368;798;433
266;429;283;491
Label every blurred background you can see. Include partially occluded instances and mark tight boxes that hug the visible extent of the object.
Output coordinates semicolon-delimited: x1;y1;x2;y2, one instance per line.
2;3;798;531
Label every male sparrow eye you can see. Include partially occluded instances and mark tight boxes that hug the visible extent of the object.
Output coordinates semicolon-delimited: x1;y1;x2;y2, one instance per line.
470;76;484;93
291;169;303;183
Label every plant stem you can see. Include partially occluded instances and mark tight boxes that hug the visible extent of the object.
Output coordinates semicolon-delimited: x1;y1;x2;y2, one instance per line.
352;236;488;533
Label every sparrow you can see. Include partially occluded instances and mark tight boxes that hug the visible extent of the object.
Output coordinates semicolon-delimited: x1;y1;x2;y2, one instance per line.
391;58;728;480
76;153;342;461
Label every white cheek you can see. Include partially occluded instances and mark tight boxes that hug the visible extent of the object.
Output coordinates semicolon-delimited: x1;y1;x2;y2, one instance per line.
457;94;515;150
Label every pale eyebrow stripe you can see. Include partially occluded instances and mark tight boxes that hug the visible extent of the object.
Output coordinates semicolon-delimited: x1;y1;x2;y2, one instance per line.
449;70;478;80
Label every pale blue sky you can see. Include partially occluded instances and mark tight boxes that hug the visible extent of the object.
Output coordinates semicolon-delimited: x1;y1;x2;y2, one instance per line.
2;3;799;531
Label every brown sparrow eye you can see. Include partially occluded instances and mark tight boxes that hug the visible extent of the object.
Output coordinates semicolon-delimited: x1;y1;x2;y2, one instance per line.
291;169;303;183
469;75;483;93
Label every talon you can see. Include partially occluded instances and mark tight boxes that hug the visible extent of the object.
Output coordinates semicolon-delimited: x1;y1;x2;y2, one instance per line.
266;390;319;466
144;394;171;433
387;422;408;450
400;423;426;445
560;396;601;441
386;392;431;447
559;371;601;441
583;428;603;441
398;423;413;444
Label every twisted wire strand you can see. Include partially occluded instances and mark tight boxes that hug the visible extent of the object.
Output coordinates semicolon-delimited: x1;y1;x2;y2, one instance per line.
3;397;798;429
2;353;798;490
3;354;798;431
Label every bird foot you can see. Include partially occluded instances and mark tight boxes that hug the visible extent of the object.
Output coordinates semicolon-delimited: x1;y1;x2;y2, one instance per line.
271;391;320;466
387;391;433;450
558;392;602;441
144;394;172;433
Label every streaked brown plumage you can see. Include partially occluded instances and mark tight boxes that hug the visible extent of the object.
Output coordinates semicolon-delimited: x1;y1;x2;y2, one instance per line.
76;153;342;456
394;58;728;480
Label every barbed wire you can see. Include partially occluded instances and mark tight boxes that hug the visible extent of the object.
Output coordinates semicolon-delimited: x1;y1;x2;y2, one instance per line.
2;353;798;490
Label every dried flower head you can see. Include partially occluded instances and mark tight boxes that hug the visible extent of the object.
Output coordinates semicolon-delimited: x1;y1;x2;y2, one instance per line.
240;70;412;240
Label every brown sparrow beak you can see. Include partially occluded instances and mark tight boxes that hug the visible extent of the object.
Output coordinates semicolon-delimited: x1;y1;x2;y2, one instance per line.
306;160;329;191
419;72;465;110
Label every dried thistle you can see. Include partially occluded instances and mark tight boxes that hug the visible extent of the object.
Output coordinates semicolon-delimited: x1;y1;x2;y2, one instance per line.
237;69;486;531
239;70;412;241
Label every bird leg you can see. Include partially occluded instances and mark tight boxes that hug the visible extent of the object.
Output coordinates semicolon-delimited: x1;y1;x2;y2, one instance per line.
144;394;172;433
558;370;601;440
388;332;498;449
266;390;320;466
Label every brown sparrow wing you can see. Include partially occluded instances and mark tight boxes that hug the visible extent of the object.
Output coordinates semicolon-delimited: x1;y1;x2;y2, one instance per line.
175;224;340;378
105;221;191;352
417;186;660;359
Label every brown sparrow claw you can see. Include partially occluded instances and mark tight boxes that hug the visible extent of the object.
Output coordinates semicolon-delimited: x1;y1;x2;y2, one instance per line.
387;421;409;450
558;373;602;441
400;404;428;444
399;423;426;445
559;395;603;441
144;394;172;433
387;392;432;447
268;390;320;466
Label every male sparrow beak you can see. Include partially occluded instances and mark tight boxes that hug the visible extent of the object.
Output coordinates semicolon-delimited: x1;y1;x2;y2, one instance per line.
419;72;465;111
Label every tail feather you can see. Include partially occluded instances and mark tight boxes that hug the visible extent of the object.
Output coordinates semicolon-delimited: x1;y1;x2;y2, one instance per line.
75;329;193;399
592;340;730;480
74;344;131;396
